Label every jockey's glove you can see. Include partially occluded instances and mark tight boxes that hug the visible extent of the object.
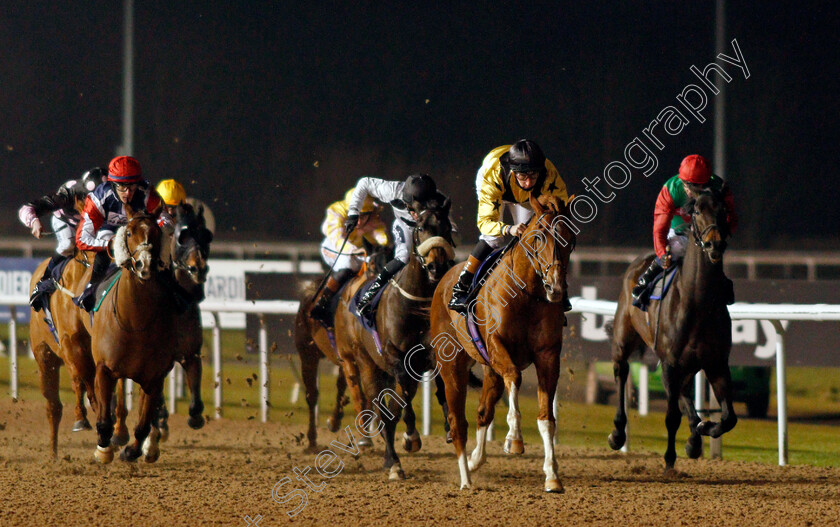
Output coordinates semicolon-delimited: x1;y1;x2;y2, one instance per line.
344;214;359;235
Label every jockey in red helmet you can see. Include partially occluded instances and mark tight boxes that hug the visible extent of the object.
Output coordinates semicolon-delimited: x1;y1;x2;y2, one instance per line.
75;156;172;311
631;154;738;300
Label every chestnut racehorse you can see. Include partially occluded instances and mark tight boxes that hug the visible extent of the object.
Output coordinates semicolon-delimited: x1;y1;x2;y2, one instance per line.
608;188;737;471
430;194;574;492
30;251;97;456
88;209;188;463
335;200;455;480
294;244;391;451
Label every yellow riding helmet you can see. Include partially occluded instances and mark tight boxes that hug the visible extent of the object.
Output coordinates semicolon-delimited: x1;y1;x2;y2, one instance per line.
156;179;187;206
344;187;379;214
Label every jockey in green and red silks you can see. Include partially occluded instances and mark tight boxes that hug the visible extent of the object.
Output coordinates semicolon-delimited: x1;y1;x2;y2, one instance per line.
632;154;738;300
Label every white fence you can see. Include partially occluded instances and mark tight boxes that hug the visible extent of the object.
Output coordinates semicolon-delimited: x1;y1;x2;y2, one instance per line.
4;293;840;466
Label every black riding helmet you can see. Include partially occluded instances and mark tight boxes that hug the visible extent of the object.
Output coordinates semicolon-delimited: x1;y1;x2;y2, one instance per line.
507;139;547;174
402;173;446;211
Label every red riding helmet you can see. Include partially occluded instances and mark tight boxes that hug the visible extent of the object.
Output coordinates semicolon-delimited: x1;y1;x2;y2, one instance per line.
678;154;711;185
107;156;143;184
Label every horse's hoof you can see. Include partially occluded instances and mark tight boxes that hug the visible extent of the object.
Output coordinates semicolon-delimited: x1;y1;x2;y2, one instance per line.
545;479;565;493
685;435;703;459
504;438;525;455
120;446;141;463
459;481;472;490
187;414;205;430
696;420;714;437
72;419;92;432
304;444;321;454
143;429;161;463
357;436;373;448
446;430;453;444
326;416;341;433
607;430;626;451
388;464;406;481
159;426;169;443
94;445;113;464
402;433;422;453
111;431;130;448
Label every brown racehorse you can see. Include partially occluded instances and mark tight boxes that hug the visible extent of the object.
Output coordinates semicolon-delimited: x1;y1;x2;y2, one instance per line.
88;209;187;463
608;188;736;471
30;250;97;457
430;194;574;492
294;244;392;452
139;202;212;439
335;200;455;480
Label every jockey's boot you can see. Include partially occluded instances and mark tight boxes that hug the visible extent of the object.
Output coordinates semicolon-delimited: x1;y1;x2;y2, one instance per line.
76;251;110;312
309;269;354;327
30;254;67;312
631;259;664;300
449;240;493;313
356;259;404;318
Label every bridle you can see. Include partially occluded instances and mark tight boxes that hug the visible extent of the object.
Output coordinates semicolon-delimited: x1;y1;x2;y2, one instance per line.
689;199;727;259
411;209;454;276
522;211;575;294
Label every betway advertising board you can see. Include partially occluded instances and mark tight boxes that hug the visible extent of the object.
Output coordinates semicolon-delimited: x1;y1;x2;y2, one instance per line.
566;278;840;367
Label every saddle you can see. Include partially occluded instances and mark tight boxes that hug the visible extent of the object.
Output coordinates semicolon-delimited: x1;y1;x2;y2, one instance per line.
632;264;679;312
30;257;73;312
89;266;123;313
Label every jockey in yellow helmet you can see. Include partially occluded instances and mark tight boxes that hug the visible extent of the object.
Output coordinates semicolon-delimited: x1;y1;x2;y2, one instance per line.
156;179;187;216
309;187;389;326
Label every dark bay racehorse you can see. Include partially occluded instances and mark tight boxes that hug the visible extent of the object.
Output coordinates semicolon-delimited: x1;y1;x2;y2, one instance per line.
608;188;736;471
294;244;391;452
88;209;189;463
430;194;574;492
145;202;212;439
334;200;454;480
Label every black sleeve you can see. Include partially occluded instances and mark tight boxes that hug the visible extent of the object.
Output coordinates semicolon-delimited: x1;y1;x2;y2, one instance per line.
27;186;76;217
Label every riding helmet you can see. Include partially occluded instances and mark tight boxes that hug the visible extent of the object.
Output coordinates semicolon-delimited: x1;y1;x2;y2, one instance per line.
157;179;187;206
678;154;711;185
107;156;143;185
507;139;546;173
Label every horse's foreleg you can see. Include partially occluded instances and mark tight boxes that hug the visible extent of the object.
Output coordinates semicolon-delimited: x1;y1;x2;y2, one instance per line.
112;379;130;447
64;361;92;432
502;371;524;455
699;365;738;438
300;351;320;452
440;356;471;489
534;349;563;493
93;364;116;463
434;374;452;442
680;374;703;459
341;359;372;447
121;381;163;463
34;345;63;458
397;361;422;454
608;358;630;450
662;363;683;471
469;366;504;472
329;366;348;433
181;352;205;430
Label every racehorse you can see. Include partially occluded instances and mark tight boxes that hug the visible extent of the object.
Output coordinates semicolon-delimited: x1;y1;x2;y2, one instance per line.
294;243;391;452
143;202;212;439
608;188;737;471
334;199;455;480
88;208;188;463
430;194;574;492
30;250;97;457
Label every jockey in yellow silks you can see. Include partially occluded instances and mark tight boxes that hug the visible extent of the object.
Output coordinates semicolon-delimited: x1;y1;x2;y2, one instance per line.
448;139;571;313
309;188;389;325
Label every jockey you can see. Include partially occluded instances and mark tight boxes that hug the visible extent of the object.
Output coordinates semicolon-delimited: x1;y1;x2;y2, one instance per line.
156;178;187;217
19;167;107;309
348;173;449;317
75;156;172;311
631;154;738;300
449;139;570;313
309;187;389;325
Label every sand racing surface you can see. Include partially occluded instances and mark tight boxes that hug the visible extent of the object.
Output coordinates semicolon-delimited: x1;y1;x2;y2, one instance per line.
1;397;838;526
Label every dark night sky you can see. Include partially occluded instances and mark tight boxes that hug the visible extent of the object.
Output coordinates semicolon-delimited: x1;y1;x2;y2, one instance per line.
1;2;837;249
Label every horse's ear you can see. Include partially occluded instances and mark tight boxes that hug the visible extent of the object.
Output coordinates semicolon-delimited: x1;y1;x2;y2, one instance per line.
149;199;163;218
124;203;137;219
530;193;544;214
442;197;451;213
